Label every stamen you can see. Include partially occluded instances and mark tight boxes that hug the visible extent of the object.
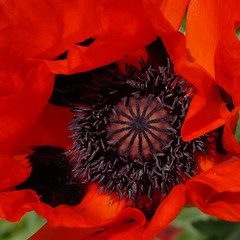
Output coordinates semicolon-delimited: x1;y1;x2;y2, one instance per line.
69;60;208;202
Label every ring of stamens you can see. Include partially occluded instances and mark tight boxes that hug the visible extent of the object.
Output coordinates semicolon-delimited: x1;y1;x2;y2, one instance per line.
69;62;208;200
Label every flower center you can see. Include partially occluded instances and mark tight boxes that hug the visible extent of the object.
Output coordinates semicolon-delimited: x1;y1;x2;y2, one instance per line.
107;96;171;160
69;61;208;201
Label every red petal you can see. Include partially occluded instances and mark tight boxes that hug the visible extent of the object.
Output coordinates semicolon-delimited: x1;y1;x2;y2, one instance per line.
30;222;146;240
0;64;54;155
0;156;30;191
0;184;134;227
222;107;240;154
189;159;240;192
29;224;103;240
215;34;240;106
214;1;240;106
187;158;240;221
186;0;223;77
142;185;186;240
0;0;101;61
15;103;73;154
86;223;146;240
0;190;40;222
143;0;189;30
140;2;229;140
44;0;156;74
29;207;146;240
162;34;229;140
0;0;104;154
181;82;229;141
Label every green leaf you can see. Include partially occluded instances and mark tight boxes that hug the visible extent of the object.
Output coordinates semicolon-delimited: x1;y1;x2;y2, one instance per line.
173;207;212;240
179;14;186;34
193;219;240;240
173;208;240;240
0;211;46;240
235;111;240;144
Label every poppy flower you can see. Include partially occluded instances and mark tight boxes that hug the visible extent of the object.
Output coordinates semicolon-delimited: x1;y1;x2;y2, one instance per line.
0;0;239;240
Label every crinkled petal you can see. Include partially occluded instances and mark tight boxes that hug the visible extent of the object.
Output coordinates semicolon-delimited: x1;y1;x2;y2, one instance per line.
0;184;142;228
30;223;145;240
29;207;146;240
215;33;240;106
187;158;240;221
15;103;73;154
214;1;240;106
141;1;229;140
143;0;189;30
0;0;101;62
0;64;54;155
181;80;229;141
142;185;186;240
0;0;104;155
29;224;103;240
44;0;156;74
0;156;30;191
186;0;224;77
159;33;229;141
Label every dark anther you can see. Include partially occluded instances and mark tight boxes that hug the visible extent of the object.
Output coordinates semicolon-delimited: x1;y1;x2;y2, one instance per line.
17;146;87;207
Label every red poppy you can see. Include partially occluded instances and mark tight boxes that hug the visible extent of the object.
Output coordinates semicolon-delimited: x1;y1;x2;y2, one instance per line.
0;1;239;240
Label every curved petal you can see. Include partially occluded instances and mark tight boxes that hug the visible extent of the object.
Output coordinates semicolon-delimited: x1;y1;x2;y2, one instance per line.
0;155;30;191
86;223;146;240
29;205;146;240
0;184;142;228
214;1;240;106
0;0;104;155
181;81;229;141
186;0;223;77
29;224;103;240
159;33;229;141
141;1;229;141
0;63;54;155
187;158;240;221
15;103;73;154
30;221;146;240
222;107;240;154
44;0;156;74
186;0;240;80
215;33;240;107
142;185;186;240
0;0;101;62
143;0;189;30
